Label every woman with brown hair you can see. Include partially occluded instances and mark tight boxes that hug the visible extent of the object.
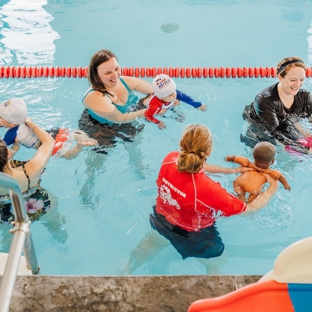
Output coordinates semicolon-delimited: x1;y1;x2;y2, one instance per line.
79;49;153;151
241;56;312;154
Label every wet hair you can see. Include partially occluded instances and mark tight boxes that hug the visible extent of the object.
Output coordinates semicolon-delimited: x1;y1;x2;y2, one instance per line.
253;142;276;167
177;124;212;174
277;56;306;78
88;49;118;96
0;139;10;173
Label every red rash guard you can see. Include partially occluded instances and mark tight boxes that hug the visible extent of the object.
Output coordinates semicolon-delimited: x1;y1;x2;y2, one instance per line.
156;151;246;232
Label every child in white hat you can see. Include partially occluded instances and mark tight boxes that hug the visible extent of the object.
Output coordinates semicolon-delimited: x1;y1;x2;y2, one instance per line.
145;74;207;129
0;98;98;160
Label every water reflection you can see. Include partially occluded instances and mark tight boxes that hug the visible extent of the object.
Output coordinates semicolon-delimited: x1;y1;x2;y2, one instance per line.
0;0;59;65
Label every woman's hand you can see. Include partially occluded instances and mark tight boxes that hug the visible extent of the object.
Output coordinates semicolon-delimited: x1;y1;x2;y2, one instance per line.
244;173;278;213
263;173;278;187
233;166;254;173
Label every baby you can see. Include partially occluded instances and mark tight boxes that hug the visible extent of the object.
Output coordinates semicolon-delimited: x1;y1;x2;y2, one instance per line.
0;98;98;160
225;142;290;203
144;74;207;129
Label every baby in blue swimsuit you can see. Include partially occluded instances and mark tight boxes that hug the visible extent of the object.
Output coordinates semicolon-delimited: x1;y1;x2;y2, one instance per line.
0;98;98;160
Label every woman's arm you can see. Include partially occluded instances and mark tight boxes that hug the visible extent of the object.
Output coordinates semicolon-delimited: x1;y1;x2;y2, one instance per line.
84;91;146;124
9;141;20;159
254;97;310;152
254;96;279;127
24;118;55;173
293;122;312;137
203;163;252;174
242;173;278;214
122;76;154;94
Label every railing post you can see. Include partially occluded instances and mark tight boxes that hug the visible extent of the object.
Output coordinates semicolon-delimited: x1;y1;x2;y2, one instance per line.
0;173;40;312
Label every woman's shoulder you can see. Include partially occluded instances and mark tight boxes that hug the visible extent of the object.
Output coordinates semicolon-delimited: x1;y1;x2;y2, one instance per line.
83;88;103;101
161;151;179;165
120;76;146;91
297;87;312;97
164;151;179;159
195;170;224;191
255;83;280;109
83;88;112;110
256;83;278;99
163;151;179;163
0;166;30;195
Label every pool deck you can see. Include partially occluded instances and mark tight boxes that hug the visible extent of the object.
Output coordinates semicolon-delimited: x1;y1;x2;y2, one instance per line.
1;275;261;311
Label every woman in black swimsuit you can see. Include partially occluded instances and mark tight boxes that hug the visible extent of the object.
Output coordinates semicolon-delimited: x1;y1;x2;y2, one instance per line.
241;56;312;154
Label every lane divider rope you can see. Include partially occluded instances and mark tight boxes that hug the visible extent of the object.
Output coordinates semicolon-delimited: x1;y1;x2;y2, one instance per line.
0;66;312;78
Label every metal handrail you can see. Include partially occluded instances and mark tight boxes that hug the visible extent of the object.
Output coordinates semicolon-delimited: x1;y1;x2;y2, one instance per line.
0;172;40;312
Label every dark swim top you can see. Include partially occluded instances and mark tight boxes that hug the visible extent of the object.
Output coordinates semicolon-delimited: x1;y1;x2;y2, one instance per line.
254;83;312;126
246;83;312;147
82;77;139;125
0;161;39;205
0;161;51;223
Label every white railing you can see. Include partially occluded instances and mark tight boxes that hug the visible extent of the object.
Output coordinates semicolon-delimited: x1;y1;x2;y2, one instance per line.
0;172;39;312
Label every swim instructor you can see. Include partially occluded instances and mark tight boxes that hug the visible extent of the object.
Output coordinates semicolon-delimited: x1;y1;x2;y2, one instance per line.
150;124;278;260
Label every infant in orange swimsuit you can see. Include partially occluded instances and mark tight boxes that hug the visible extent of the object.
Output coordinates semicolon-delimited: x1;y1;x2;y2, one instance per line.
225;142;290;203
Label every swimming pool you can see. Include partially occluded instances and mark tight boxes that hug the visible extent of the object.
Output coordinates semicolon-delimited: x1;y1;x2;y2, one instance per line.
0;0;311;275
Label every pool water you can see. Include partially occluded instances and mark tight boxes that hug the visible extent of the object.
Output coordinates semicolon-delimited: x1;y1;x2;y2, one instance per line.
0;0;311;275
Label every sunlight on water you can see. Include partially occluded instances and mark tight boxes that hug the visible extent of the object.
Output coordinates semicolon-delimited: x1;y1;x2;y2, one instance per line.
0;0;59;65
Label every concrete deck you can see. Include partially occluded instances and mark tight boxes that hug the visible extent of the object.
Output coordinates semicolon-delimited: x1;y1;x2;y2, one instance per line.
1;275;261;312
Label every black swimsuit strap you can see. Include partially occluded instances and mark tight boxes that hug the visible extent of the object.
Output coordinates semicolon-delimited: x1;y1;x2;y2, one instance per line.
21;163;31;191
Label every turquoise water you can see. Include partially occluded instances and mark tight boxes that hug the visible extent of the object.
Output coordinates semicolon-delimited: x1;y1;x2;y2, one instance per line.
0;0;311;275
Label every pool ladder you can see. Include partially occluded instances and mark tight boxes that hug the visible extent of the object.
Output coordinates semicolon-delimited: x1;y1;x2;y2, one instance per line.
0;172;40;312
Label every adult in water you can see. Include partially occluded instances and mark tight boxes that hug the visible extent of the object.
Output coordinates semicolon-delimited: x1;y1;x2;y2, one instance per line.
0;117;55;223
79;49;153;152
78;49;154;204
241;56;312;155
123;124;278;274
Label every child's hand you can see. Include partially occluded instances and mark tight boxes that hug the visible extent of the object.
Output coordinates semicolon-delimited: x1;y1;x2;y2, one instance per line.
158;108;167;116
142;94;153;107
284;183;291;191
173;100;180;106
198;105;207;111
158;121;166;130
224;155;235;162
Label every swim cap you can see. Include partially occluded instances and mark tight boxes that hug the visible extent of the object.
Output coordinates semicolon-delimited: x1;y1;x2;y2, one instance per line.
152;74;176;98
0;98;27;125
